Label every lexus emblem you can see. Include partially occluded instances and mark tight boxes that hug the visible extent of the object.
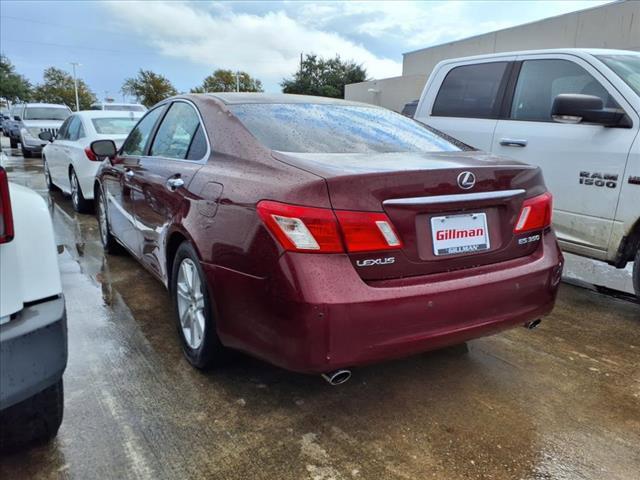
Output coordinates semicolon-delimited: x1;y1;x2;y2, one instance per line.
457;171;476;190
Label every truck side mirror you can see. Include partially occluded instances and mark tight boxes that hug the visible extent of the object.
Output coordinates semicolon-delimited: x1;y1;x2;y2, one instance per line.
551;94;631;128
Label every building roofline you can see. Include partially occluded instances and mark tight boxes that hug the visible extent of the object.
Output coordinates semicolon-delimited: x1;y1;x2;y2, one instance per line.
402;0;620;57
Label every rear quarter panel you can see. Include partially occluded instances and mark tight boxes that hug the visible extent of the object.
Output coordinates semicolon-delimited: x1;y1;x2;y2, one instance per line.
0;184;61;319
186;96;331;279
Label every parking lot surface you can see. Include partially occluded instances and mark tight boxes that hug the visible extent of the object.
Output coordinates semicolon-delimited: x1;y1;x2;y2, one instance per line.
1;141;639;480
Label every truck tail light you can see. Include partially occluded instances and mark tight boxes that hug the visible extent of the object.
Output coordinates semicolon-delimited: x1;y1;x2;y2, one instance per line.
514;192;553;233
257;200;402;254
0;167;15;244
84;147;99;161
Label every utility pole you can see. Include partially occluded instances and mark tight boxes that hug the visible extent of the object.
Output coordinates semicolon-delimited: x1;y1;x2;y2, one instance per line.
300;52;303;74
235;71;240;92
70;62;81;111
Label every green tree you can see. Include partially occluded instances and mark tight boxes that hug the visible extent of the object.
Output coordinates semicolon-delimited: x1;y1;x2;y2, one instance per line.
32;67;96;110
191;69;263;93
122;70;177;107
281;54;367;98
0;55;31;103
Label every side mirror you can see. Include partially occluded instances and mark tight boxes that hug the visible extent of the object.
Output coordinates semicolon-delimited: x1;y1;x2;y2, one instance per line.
551;94;631;128
38;131;53;142
13;116;21;121
90;139;117;160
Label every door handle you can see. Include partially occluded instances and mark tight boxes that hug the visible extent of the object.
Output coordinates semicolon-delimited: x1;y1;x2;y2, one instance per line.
499;138;528;147
166;177;184;191
124;169;134;178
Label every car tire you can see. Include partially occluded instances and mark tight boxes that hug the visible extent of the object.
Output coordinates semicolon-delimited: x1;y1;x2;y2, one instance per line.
21;146;32;158
633;248;639;300
9;137;18;149
171;242;227;369
43;158;58;191
70;169;93;214
0;380;64;452
96;185;122;254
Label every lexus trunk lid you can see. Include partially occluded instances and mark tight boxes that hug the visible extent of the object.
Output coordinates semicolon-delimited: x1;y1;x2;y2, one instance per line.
272;150;548;280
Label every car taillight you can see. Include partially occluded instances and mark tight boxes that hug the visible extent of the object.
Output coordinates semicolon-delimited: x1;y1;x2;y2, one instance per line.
84;147;98;161
257;201;343;253
334;210;402;252
514;192;553;233
0;167;15;244
257;200;402;254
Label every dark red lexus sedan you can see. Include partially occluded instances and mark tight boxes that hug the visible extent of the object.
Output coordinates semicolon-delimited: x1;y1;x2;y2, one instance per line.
91;93;563;383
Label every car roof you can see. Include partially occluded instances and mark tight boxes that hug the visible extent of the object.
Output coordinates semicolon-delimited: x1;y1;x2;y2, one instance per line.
22;103;71;109
436;48;638;65
74;110;143;119
200;92;382;108
91;102;145;107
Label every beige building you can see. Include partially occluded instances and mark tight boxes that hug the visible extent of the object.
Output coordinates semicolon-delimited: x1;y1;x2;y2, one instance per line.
345;0;640;112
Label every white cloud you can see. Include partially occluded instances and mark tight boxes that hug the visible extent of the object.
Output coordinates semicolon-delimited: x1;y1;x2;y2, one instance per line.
103;0;612;90
294;0;611;47
103;1;402;88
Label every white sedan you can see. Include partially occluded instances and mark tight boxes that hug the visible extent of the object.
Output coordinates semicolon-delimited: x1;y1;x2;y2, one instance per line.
41;110;142;213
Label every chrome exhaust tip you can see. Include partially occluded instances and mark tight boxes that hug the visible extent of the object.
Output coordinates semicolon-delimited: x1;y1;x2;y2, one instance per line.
524;319;541;330
321;369;351;386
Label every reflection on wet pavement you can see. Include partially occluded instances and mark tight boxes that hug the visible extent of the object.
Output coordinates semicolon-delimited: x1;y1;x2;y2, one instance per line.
1;141;639;480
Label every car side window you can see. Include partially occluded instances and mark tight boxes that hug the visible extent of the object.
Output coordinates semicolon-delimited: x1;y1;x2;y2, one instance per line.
186;125;208;160
510;59;617;122
67;116;82;141
121;106;165;156
56;117;71;140
150;102;204;160
432;62;509;119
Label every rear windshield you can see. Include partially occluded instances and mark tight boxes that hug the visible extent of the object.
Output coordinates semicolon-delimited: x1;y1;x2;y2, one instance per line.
229;104;460;153
92;117;138;135
104;105;146;112
24;107;70;120
597;54;640;96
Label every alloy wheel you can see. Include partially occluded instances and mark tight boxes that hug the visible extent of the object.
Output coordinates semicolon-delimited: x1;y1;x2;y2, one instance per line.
71;172;79;209
98;192;109;247
44;161;52;187
176;258;206;350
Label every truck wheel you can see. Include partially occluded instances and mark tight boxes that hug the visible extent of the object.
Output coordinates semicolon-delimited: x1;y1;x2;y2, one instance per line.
0;380;64;451
9;137;17;149
634;248;639;300
171;241;227;369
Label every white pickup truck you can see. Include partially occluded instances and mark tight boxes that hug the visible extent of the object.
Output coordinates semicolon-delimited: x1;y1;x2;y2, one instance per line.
414;49;640;298
0;161;67;449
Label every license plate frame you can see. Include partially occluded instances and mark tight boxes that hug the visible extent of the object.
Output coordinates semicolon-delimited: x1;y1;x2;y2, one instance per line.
430;213;490;256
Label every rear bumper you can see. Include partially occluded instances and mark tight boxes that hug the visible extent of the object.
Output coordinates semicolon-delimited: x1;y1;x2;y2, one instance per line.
206;232;563;374
0;296;68;410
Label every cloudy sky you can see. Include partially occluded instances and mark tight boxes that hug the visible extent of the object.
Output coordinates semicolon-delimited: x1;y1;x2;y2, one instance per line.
1;0;611;100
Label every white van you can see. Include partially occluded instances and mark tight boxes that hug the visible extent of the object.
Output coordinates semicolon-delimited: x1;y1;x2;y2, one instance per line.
414;49;640;298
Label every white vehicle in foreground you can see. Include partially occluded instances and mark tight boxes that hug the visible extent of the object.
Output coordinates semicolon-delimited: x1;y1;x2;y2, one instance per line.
41;110;142;212
415;49;640;298
0;163;67;450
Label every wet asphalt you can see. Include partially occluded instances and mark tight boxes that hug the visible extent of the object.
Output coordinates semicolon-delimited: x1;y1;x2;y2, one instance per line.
0;139;639;480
